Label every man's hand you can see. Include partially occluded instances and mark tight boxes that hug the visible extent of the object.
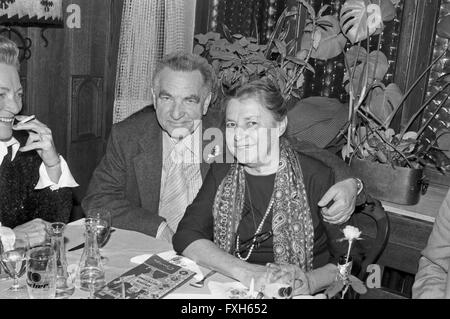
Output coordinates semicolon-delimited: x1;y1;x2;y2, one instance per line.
318;178;358;224
13;218;49;247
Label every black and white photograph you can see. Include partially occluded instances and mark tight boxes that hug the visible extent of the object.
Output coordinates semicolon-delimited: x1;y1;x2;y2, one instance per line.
0;0;449;306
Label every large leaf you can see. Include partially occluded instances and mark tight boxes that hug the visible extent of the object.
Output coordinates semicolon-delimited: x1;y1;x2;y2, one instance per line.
340;0;383;43
437;130;450;158
437;15;450;38
345;47;389;95
376;0;396;21
300;15;348;60
349;275;367;294
194;32;220;45
193;44;204;55
367;83;403;123
274;39;287;58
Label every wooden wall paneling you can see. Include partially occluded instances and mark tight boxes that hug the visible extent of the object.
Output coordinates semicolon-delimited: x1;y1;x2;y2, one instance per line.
371;213;432;275
394;0;441;132
65;0;121;205
70;76;103;142
103;0;124;152
25;27;67;157
195;0;211;34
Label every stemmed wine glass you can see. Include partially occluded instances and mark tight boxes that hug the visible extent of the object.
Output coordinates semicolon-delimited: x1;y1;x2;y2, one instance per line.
0;235;30;298
86;209;112;263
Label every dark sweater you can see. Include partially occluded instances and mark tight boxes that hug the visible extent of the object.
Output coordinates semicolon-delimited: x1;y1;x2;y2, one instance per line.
0;132;72;228
173;151;351;269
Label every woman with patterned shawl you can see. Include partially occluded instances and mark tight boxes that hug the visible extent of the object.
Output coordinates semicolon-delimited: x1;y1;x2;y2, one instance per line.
173;78;351;296
0;36;78;246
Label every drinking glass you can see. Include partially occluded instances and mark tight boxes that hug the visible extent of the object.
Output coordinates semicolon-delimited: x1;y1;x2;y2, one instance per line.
0;236;29;298
26;245;57;299
86;209;112;263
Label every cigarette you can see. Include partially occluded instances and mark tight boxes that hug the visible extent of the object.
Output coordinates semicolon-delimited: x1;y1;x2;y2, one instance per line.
16;115;35;125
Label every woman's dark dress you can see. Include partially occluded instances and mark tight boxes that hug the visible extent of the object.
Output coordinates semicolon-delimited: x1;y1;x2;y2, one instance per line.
174;149;351;269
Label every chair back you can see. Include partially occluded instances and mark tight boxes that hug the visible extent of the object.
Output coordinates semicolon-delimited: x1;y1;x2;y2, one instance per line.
353;195;390;280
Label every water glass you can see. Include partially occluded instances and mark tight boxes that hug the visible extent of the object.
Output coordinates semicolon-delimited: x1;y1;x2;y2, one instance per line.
86;209;112;263
26;245;57;299
0;236;29;299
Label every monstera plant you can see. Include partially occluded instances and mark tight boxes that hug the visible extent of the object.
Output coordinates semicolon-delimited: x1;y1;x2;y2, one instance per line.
298;0;450;172
194;0;449;174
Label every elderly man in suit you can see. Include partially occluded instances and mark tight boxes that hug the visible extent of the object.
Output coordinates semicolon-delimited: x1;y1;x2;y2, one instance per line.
82;52;363;242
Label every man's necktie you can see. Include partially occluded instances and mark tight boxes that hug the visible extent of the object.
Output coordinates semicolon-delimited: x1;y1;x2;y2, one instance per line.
5;146;13;163
1;146;13;166
159;144;189;232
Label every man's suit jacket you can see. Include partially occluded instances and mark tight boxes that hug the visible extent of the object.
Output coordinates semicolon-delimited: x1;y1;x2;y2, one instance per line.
82;106;225;236
82;106;355;237
413;189;450;298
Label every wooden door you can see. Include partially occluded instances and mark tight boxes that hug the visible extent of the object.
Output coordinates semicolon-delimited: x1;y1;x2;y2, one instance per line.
22;0;123;218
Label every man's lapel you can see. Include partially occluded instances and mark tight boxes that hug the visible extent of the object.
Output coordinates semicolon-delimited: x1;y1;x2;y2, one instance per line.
133;120;163;213
199;107;225;180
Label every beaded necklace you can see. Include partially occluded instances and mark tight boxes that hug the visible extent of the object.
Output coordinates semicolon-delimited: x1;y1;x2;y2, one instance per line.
235;188;275;261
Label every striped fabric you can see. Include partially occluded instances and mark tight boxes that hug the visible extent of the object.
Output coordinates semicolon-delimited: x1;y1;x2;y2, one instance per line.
158;130;203;232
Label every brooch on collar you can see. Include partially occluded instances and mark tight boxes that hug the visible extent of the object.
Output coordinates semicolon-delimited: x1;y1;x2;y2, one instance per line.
206;145;221;163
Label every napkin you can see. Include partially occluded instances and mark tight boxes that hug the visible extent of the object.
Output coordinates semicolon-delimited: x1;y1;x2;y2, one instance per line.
130;250;204;281
0;223;15;251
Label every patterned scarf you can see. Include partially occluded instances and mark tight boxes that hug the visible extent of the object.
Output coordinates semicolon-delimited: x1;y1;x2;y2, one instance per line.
212;138;314;271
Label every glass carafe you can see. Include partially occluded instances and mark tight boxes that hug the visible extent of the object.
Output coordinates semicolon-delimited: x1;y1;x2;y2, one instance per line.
77;220;106;295
48;222;75;298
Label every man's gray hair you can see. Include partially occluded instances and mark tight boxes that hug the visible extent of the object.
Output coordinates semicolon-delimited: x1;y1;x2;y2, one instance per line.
0;36;20;70
152;52;216;94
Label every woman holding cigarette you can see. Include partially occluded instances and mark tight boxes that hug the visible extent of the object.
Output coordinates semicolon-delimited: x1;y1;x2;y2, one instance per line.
0;36;78;246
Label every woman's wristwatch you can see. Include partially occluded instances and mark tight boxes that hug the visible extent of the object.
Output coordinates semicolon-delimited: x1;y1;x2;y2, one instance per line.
353;177;364;195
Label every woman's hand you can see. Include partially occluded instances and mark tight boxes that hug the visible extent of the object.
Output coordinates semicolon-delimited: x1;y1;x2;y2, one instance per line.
13;218;50;247
13;116;60;168
239;263;270;292
265;263;311;296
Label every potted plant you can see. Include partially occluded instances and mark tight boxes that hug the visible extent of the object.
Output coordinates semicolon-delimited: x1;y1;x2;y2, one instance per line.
297;0;450;205
194;0;450;205
193;3;314;106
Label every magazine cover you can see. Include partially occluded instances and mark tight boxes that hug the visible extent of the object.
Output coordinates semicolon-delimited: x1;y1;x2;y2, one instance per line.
95;255;196;299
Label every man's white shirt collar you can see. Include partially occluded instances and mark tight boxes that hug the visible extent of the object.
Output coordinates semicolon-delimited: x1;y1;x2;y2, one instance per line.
0;137;79;190
163;125;202;164
0;137;20;166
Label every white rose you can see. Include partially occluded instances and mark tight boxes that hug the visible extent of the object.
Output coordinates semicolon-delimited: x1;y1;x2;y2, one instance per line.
343;225;362;241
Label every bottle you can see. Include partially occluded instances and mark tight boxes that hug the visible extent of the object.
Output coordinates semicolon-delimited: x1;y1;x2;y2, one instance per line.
48;222;75;298
77;220;106;293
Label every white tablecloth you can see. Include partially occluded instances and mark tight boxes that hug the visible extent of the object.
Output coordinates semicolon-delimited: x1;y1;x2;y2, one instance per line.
0;219;232;299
